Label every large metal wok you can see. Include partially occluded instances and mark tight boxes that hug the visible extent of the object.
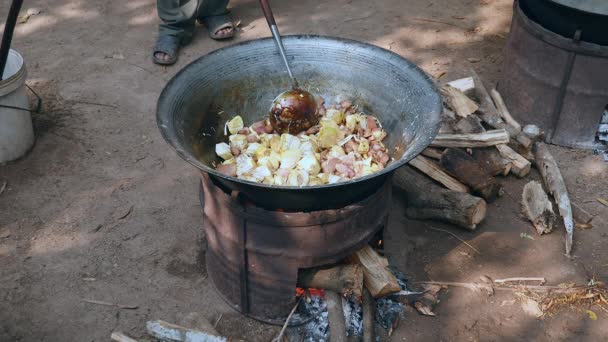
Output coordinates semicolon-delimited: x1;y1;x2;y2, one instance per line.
157;35;442;211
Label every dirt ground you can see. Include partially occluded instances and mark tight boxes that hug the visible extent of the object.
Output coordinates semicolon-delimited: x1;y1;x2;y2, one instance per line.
1;0;607;341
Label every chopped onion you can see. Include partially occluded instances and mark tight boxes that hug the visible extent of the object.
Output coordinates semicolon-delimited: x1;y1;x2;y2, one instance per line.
227;115;244;135
215;142;233;160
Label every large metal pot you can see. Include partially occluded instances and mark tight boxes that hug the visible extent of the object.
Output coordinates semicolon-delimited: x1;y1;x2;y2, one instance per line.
157;35;441;211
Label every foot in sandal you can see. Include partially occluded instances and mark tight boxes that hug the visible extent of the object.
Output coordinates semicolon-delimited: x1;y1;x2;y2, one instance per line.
200;13;235;40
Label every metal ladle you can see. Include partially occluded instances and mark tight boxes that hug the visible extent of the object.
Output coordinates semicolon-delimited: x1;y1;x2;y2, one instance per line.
258;0;319;135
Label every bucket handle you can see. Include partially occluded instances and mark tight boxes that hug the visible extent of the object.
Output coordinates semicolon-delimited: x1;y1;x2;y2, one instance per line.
0;83;42;113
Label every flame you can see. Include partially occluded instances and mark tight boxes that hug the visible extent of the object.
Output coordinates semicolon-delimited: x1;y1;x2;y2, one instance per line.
296;287;325;297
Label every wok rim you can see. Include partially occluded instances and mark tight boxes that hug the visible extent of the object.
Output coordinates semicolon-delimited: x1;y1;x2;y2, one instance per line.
156;34;442;191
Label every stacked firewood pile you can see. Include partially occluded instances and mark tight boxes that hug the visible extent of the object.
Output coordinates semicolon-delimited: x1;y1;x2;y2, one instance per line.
393;70;575;256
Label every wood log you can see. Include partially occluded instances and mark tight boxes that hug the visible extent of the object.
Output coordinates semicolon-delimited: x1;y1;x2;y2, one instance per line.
431;129;510;148
534;142;574;256
408;155;470;193
453;115;485;134
440;148;504;202
421;147;444;160
495;144;531;177
490;88;522;131
470;147;511;176
111;332;138;342
522;181;556;234
362;289;375;342
393;166;487;230
446;77;475;96
146;320;227;342
441;85;479;118
297;264;364;298
351;245;401;298
326;291;347;342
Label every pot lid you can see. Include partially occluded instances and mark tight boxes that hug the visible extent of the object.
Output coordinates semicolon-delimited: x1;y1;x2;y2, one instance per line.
549;0;608;16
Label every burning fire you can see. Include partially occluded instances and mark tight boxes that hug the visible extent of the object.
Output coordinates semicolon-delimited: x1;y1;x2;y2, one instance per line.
296;287;325;297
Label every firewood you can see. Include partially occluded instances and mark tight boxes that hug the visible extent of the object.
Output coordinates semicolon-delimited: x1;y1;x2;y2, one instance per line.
351;245;401;298
469;69;532;152
430;129;510;148
146;320;227;342
495;144;531;177
534;142;574;256
446;77;475;96
421;147;444;160
393;166;487;230
362;289;375;342
453;115;485;134
470;147;511;176
441;85;479;118
409;155;470;193
440;148;504;202
297;264;364;298
111;332;138;342
325;291;347;342
522;181;556;234
490;88;522;131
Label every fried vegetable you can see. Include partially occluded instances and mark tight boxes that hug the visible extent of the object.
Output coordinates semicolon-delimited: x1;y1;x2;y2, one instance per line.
244;143;261;156
215;142;233;160
324;108;344;125
298;155;321;175
358;140;370;154
318;120;345;148
227;115;244;134
251;165;272;181
280;149;303;169
236;154;256;176
229;134;248;150
280;134;301;151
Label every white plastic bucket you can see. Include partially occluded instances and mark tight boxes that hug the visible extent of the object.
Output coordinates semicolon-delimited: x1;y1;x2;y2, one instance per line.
0;49;33;163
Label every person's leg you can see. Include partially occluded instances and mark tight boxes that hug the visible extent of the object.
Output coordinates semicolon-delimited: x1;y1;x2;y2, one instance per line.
197;0;234;39
154;0;199;64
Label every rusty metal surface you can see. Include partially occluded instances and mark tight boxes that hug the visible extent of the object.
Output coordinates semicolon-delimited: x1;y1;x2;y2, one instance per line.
200;171;391;325
500;1;608;149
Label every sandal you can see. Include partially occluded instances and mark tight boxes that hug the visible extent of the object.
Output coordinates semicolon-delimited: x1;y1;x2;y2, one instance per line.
200;14;235;40
152;35;180;66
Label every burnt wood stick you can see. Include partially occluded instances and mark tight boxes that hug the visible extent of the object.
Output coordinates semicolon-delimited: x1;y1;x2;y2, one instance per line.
470;147;511;177
522;181;556;235
362;289;375;342
453;115;485;134
409;155;470;193
297;264;364;298
421;147;444;160
350;245;401;298
534;142;574;256
394;166;487;230
440;148;504;202
326;291;347;342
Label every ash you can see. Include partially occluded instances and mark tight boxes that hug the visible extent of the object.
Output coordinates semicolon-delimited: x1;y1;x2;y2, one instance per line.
293;270;409;341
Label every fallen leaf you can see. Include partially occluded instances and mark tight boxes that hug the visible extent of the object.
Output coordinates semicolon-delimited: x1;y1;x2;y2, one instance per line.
0;228;10;238
597;198;608;207
520;232;535;240
18;14;30;24
414;301;436;316
575;222;593;229
115;205;134;220
467;58;481;63
586;310;598;320
521;298;543;318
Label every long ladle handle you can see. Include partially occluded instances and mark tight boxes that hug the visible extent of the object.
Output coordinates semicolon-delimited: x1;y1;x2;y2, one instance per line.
258;0;299;89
